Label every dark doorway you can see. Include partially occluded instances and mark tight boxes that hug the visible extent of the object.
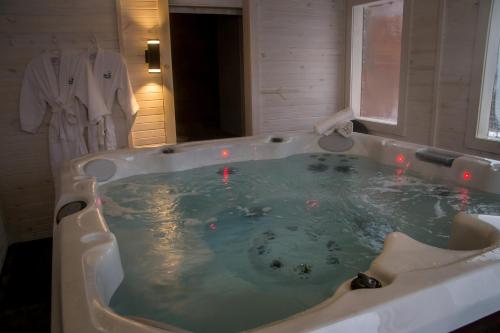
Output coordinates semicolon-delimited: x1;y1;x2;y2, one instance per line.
170;13;245;142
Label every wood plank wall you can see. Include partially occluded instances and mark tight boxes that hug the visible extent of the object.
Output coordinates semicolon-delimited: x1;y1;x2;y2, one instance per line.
118;0;168;147
0;0;120;242
256;0;346;133
0;204;7;272
346;0;499;159
0;0;498;243
403;0;441;145
435;0;500;158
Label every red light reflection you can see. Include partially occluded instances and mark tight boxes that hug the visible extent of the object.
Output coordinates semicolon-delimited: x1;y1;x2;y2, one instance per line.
396;154;405;164
306;199;320;209
459;188;469;211
222;167;230;184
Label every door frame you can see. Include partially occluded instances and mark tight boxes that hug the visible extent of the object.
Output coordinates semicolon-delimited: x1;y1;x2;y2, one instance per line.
158;0;260;142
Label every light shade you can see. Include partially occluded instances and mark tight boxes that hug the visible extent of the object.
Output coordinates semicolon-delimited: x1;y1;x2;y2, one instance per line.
145;39;161;73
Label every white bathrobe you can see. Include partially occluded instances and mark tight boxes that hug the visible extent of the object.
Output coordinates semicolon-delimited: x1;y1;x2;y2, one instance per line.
20;51;105;177
87;49;139;152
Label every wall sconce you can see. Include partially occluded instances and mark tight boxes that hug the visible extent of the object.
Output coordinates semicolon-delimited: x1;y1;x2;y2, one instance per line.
145;40;161;73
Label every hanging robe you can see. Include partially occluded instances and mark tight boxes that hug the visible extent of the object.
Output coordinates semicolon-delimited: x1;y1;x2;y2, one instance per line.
19;51;106;177
87;49;139;152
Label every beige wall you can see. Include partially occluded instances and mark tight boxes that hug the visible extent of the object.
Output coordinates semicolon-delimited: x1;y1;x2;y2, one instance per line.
434;0;500;158
0;0;120;242
0;0;498;243
352;0;499;159
0;0;167;242
255;0;346;133
118;0;169;146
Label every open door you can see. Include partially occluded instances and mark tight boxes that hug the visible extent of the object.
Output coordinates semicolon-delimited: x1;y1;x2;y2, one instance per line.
168;8;245;142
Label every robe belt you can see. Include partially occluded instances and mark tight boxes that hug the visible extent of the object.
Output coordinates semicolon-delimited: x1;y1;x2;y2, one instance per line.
49;98;78;142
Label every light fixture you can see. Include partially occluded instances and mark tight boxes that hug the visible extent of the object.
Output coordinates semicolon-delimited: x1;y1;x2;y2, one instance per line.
145;39;161;73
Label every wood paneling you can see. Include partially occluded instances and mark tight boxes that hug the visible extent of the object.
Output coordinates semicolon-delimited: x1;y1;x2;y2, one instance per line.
0;0;120;242
0;204;7;272
117;0;169;146
435;0;499;158
256;0;346;133
357;0;499;158
169;0;243;8
403;0;441;145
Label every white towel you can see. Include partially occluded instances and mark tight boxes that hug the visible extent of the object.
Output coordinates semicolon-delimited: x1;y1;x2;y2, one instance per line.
314;108;354;135
335;121;354;138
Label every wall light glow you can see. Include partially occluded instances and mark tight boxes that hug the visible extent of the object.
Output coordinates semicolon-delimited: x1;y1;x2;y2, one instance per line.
220;149;230;158
395;153;405;164
462;171;472;181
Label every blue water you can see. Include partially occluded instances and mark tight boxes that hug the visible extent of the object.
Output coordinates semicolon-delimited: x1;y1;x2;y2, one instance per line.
101;153;500;332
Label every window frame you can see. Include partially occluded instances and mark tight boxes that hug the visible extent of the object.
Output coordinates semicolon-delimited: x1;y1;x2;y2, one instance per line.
346;0;411;136
465;0;500;153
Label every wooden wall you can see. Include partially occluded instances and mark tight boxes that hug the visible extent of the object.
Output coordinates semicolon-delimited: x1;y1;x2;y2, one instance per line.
347;0;499;159
434;0;500;158
0;203;7;272
0;0;120;242
0;0;498;243
0;0;171;243
402;0;441;145
117;0;169;147
255;0;346;133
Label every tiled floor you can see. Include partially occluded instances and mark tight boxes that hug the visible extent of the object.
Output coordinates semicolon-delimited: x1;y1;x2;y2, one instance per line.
0;238;52;333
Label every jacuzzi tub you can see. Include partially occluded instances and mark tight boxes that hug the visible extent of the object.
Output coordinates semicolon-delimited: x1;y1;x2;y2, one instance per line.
52;132;500;333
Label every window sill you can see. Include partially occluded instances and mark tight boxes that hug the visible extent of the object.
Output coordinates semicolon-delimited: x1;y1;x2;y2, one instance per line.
464;135;500;155
356;117;405;137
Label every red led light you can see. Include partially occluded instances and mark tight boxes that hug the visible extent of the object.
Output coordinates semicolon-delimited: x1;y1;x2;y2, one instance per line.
462;171;472;181
220;149;230;158
396;154;405;164
222;167;230;183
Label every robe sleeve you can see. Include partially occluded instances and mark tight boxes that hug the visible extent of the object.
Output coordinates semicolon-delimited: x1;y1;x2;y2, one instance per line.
116;57;139;127
19;63;47;133
75;58;108;124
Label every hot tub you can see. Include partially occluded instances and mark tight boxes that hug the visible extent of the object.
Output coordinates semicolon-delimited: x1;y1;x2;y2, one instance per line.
52;132;500;333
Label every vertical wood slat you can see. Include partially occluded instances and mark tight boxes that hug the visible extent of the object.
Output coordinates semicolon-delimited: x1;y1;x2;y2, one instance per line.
256;0;346;133
116;0;169;146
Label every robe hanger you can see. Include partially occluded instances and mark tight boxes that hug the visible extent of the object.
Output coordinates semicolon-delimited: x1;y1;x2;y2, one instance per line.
88;33;100;59
46;35;61;60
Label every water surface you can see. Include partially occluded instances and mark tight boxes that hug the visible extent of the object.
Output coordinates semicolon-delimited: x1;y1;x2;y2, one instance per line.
101;153;500;332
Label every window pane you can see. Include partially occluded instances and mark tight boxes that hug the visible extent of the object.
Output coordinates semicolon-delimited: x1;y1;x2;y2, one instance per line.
489;43;500;139
360;0;403;123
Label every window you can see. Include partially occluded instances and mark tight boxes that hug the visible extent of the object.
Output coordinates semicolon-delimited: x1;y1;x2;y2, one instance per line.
466;0;500;153
477;0;500;141
350;0;405;129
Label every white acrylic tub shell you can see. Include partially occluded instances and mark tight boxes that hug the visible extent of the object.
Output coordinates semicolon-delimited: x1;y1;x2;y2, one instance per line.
52;132;500;333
